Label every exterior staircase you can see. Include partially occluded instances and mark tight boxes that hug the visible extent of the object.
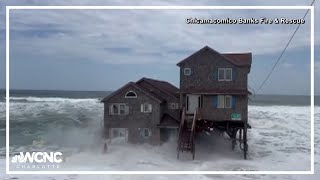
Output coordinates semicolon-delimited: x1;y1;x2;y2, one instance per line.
177;107;199;160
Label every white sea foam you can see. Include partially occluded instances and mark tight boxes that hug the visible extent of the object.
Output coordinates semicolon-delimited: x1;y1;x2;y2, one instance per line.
3;97;102;121
9;96;99;103
0;103;319;179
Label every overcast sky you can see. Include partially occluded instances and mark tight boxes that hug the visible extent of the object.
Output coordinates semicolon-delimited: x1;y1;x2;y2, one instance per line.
0;0;319;95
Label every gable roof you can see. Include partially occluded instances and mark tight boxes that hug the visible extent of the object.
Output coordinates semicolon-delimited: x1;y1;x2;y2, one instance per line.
101;82;162;103
177;46;252;67
136;77;179;99
222;53;252;66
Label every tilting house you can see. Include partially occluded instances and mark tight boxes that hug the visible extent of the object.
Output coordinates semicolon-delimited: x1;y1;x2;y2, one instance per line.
102;45;252;159
101;77;180;145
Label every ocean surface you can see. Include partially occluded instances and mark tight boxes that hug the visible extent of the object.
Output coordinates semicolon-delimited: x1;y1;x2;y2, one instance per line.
0;90;110;152
0;89;319;178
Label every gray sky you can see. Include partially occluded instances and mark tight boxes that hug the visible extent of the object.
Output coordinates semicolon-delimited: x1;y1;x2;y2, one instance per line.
0;0;319;95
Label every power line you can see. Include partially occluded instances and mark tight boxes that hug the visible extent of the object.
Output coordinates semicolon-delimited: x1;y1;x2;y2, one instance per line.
256;0;316;92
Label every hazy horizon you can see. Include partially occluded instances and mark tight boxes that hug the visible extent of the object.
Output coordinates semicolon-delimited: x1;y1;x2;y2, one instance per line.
0;88;318;96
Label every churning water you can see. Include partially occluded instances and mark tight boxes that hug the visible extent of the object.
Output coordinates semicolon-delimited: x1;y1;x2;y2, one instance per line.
0;90;319;177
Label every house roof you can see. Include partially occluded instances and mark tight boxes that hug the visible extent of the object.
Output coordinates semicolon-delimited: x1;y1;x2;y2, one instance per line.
101;82;163;103
157;114;179;128
180;88;252;95
222;53;252;66
177;46;252;67
136;77;179;99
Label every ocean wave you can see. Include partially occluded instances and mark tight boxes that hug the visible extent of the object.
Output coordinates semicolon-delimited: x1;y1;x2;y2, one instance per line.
8;96;100;103
1;98;318;172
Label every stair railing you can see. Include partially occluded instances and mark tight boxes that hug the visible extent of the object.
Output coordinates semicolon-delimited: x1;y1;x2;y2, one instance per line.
177;107;186;153
190;108;199;159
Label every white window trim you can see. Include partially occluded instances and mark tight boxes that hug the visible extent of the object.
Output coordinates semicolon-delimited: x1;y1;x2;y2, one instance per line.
141;103;152;113
119;104;126;114
217;95;225;108
110;103;129;115
218;68;225;81
125;91;137;98
141;128;152;138
184;68;191;76
217;95;232;109
225;68;233;81
218;68;232;81
225;95;232;109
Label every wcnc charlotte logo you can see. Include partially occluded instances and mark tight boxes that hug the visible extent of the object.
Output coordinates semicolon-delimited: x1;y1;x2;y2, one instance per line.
11;152;63;169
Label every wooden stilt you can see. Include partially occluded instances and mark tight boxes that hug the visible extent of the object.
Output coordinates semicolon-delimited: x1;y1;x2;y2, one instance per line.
103;142;108;153
192;145;195;160
243;123;248;160
231;129;236;151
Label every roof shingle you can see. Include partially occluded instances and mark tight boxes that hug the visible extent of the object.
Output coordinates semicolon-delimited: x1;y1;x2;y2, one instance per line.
177;46;252;67
136;77;179;98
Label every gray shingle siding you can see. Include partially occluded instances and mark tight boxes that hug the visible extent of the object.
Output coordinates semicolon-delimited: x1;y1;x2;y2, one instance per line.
104;84;161;144
200;95;248;121
178;48;250;122
179;49;249;91
138;81;179;120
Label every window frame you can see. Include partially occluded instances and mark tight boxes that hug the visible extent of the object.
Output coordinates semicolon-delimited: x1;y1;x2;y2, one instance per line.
217;95;233;109
217;95;225;108
111;104;119;115
119;104;126;115
141;128;152;138
141;103;152;113
125;91;137;98
225;95;232;108
225;68;233;81
218;68;233;81
218;68;225;81
110;103;128;115
184;68;191;76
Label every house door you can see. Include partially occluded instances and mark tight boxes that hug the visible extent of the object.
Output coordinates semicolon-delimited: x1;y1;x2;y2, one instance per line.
186;94;200;114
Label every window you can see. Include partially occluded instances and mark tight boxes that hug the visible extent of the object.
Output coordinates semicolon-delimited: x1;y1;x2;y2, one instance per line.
119;104;126;114
110;128;128;140
184;68;191;76
141;103;152;113
218;68;225;81
141;128;152;138
111;104;119;114
225;68;232;81
225;95;232;108
125;91;137;98
217;95;232;109
168;103;179;110
110;103;129;115
218;68;232;81
217;95;225;108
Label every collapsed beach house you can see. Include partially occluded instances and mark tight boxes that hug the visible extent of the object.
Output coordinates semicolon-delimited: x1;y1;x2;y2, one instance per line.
101;46;252;159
